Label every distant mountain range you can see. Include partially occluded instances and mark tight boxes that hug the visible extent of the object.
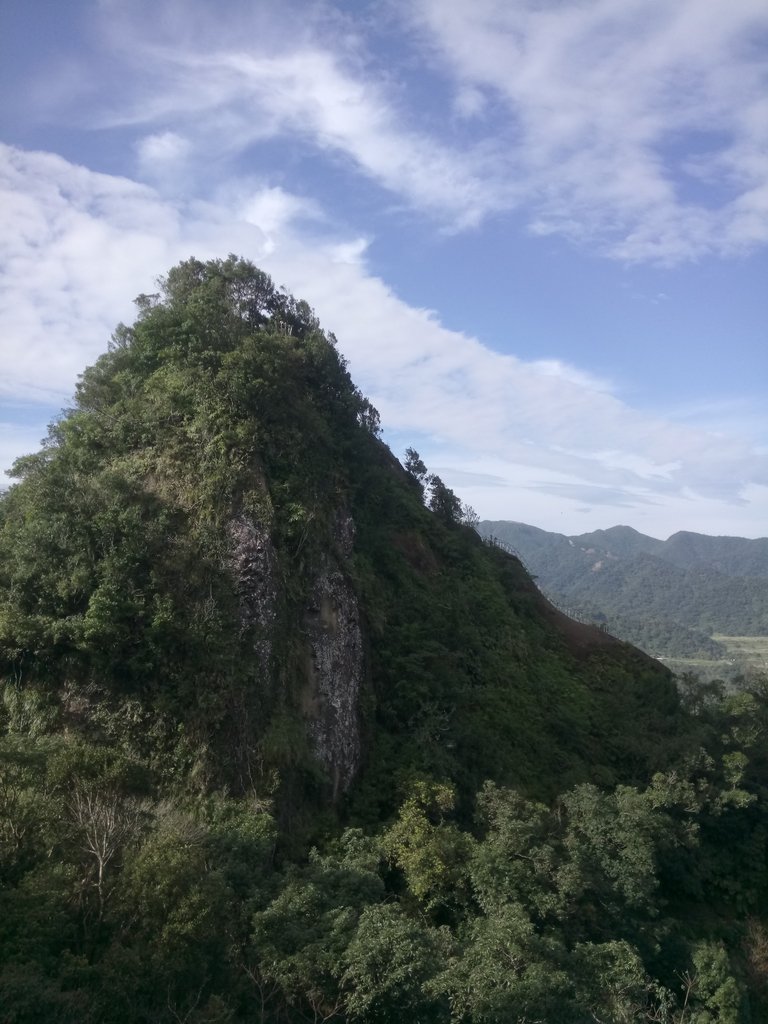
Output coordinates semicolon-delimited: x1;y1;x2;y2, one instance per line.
478;522;768;661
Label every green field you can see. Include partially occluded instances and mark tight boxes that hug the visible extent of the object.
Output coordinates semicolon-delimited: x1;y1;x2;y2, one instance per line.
713;634;768;669
659;634;768;682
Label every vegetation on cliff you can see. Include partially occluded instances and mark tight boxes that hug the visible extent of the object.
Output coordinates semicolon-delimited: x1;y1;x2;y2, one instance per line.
1;258;767;1022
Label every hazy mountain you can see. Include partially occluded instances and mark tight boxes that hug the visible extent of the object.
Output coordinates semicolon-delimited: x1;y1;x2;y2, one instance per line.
572;525;768;577
480;519;768;654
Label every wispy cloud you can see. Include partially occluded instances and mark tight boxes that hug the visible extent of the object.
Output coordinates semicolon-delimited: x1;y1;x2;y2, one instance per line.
87;6;505;228
525;482;661;510
1;143;765;533
135;130;192;187
21;0;768;263
408;0;768;261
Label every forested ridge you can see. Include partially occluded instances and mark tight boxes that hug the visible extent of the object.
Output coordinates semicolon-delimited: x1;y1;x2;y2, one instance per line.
480;521;768;659
1;258;767;1022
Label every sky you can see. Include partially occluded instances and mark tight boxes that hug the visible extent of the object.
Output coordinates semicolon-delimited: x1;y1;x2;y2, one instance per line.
0;0;766;540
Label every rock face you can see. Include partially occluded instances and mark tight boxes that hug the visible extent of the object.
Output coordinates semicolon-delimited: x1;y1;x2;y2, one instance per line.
303;512;363;798
229;509;363;798
227;514;278;673
303;569;363;798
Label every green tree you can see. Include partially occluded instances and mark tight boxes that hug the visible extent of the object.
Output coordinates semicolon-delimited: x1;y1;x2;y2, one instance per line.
434;902;574;1024
342;904;446;1023
248;830;385;1020
384;780;474;917
427;475;462;525
404;448;428;493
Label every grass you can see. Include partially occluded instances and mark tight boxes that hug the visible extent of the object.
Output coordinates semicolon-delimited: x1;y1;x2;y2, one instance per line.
659;635;768;683
712;635;768;669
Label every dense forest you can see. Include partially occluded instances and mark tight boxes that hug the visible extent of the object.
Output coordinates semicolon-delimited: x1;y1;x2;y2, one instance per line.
480;521;768;660
1;258;767;1022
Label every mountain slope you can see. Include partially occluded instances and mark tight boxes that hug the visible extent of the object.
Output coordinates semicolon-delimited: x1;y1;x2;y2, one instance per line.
662;529;768;577
2;258;768;1022
481;519;768;655
0;258;684;823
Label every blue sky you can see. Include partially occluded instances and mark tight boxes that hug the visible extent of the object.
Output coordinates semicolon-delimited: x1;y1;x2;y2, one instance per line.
1;0;766;538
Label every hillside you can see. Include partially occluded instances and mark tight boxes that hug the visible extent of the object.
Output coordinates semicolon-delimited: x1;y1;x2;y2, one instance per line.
480;520;768;663
0;259;682;818
1;258;768;1022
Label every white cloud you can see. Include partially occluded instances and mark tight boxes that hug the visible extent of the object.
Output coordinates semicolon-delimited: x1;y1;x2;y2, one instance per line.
98;33;505;228
434;456;768;540
406;0;768;261
21;0;768;263
528;360;613;393
238;187;322;253
135;131;191;182
0;144;766;537
0;145;180;402
136;131;190;167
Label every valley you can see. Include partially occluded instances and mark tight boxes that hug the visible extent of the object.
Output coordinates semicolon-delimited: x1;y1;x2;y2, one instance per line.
479;520;768;683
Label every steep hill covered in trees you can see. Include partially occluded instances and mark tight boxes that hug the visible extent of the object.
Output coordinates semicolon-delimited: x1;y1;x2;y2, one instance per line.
0;258;681;816
1;258;767;1022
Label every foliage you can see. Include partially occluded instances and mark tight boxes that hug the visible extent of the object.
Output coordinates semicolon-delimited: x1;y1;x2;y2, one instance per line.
0;258;767;1019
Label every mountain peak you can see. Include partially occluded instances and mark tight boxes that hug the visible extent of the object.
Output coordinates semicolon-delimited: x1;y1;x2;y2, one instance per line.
0;257;680;816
